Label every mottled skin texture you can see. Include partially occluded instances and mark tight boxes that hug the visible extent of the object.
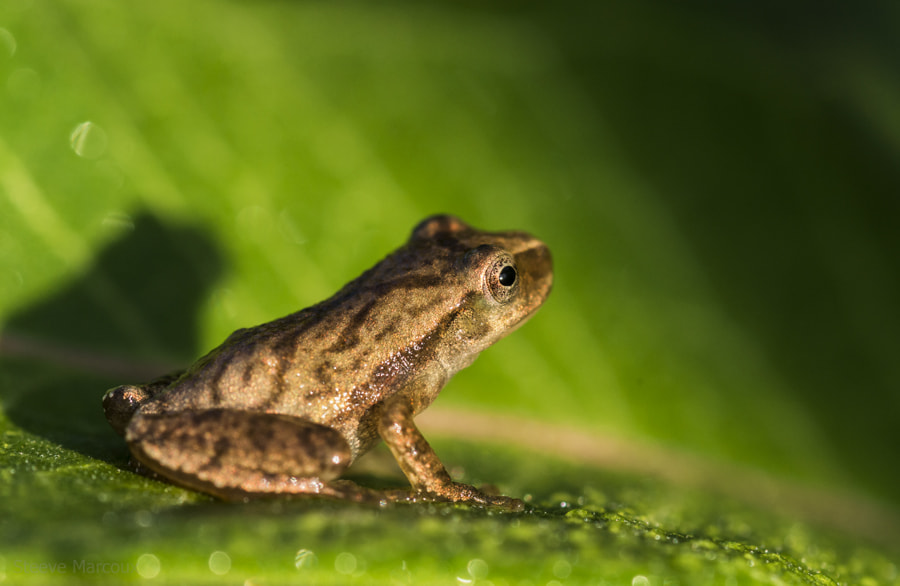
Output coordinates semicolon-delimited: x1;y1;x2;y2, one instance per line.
103;215;553;508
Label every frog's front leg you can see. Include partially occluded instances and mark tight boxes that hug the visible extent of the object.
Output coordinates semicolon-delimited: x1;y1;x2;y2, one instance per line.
377;399;525;511
126;409;378;502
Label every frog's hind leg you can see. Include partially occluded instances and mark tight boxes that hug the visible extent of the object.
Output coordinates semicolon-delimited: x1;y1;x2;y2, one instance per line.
125;409;375;502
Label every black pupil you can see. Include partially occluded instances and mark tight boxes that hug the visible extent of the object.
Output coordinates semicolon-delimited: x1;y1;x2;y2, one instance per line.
498;265;517;287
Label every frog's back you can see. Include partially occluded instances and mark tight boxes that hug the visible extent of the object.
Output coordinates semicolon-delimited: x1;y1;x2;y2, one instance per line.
138;243;466;430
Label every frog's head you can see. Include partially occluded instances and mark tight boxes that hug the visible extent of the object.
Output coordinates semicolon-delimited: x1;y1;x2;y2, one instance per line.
409;214;553;373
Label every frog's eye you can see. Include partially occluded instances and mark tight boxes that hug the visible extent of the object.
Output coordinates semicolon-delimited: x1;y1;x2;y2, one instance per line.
485;255;518;304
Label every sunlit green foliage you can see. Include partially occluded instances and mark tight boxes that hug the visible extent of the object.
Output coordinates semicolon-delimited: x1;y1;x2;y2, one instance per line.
1;1;898;584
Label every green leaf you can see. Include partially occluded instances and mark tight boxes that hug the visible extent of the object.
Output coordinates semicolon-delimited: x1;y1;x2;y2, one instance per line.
1;1;898;584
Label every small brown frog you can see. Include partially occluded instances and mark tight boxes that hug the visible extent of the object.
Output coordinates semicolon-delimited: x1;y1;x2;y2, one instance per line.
103;215;552;508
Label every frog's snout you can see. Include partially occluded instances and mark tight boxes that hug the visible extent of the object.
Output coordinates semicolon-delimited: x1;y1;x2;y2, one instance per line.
516;240;553;306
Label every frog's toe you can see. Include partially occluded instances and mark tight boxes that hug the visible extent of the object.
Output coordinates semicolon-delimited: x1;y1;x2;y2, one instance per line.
489;495;525;512
428;482;524;511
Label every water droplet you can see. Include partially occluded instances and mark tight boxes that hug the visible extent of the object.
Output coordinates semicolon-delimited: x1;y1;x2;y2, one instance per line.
334;552;357;575
134;509;153;528
101;511;117;524
102;211;134;232
236;205;273;242
552;560;572;579
0;28;16;58
294;549;316;570
390;561;412;584
70;121;108;159
136;553;160;578
208;551;231;575
632;576;650;586
466;558;488;580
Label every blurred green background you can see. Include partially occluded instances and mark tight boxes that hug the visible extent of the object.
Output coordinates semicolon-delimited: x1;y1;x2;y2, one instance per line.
1;0;899;582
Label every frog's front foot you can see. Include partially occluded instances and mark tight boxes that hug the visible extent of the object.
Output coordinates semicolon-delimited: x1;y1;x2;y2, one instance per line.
469;484;526;511
455;484;525;511
420;482;525;511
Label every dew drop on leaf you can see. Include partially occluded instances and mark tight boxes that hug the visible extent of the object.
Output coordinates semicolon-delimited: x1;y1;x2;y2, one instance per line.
69;121;108;159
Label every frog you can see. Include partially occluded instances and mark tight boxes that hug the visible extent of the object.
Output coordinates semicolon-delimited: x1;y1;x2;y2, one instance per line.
103;214;552;509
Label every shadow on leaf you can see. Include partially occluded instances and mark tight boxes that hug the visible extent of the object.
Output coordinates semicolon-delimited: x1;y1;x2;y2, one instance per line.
0;211;224;462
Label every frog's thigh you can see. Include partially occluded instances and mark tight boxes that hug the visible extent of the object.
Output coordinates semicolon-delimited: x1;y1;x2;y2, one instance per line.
126;409;351;499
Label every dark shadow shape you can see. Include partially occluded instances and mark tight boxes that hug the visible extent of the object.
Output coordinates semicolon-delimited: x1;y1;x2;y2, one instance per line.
1;212;224;462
